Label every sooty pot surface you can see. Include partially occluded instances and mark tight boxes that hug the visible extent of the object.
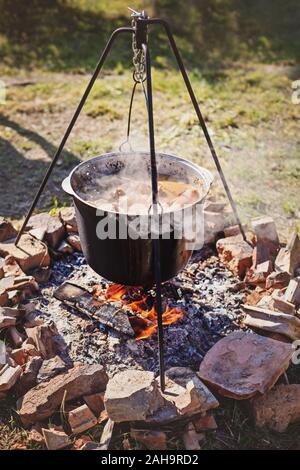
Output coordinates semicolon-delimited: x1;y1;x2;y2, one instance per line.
62;152;213;286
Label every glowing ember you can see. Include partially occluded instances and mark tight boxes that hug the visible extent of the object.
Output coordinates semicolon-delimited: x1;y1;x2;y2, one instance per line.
93;283;184;340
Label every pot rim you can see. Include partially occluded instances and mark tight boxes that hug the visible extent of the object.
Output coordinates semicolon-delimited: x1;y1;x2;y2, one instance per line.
62;151;214;216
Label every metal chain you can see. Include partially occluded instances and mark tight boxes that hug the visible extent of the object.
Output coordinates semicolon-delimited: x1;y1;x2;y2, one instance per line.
131;16;146;83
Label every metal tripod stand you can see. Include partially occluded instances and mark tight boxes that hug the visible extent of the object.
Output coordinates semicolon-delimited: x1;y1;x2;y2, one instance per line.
15;10;246;392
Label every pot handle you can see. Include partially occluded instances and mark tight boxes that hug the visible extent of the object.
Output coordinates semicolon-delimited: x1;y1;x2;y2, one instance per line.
62;175;75;197
200;168;214;189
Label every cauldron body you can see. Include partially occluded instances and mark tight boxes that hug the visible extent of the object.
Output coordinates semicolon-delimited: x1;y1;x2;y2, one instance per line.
62;152;213;286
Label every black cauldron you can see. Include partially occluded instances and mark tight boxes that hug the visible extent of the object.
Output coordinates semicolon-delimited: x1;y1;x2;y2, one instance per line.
62;152;213;286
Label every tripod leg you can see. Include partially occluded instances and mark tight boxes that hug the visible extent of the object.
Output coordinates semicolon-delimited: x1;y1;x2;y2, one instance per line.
15;27;134;245
148;19;247;243
143;43;165;392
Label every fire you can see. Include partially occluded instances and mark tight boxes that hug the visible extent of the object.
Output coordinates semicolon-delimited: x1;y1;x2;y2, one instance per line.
94;283;184;340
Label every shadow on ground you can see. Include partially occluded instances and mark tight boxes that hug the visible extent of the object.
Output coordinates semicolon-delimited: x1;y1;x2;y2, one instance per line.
0;114;79;218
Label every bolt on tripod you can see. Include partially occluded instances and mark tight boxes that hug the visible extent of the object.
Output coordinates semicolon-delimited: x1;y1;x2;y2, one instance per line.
15;10;246;391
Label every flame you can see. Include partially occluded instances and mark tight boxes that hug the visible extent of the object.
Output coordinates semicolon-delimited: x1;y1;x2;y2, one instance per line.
94;283;184;340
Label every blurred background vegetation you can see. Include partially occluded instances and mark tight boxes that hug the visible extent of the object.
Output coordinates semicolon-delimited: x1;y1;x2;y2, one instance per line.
0;0;300;71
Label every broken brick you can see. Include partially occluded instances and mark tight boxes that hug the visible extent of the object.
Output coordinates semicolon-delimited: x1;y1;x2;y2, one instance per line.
0;364;22;391
275;232;300;276
67;234;82;252
266;270;290;289
130;429;167;450
252;384;300;433
252;216;279;256
199;331;292;399
9;326;24;347
0;217;17;242
0;234;50;273
245;260;272;285
59;207;78;233
17;364;108;426
83;392;105;417
193;414;218;432
284;277;300;305
216;234;253;277
242;304;300;341
25;323;58;359
68;404;97;434
42;427;71;450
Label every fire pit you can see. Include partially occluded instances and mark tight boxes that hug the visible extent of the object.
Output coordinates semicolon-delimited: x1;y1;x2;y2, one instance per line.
14;10;246;389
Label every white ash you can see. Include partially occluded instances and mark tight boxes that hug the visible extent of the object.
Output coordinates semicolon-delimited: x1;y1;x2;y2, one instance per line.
25;250;245;376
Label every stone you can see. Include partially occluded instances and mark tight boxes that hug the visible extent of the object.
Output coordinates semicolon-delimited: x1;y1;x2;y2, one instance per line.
29;227;46;241
193;414;218;432
0;234;50;273
0;258;4;280
252;216;279;256
0;310;16;329
9;326;23;347
1;305;25;318
275;233;300;276
284;277;300;305
0;341;7;368
242;304;300;341
68;404;97;434
57;240;73;255
266;270;290;289
0;217;17;242
2;255;25;278
130;429;167;450
59;207;78;233
44;217;66;249
10;348;28;366
198;331;292;399
99;418;114;450
245;260;273;285
182;422;202;450
27;213;51;236
104;370;165;422
37;355;69;383
24;310;45;328
42;428;71;450
84;392;105;417
27;213;66;249
204;209;235;244
0;364;22;391
80;441;102;451
73;435;92;450
0;289;8;306
10;276;39;294
31;267;52;284
25;323;58;359
28;424;45;444
270;296;296;315
7;289;22;305
224;224;248;238
17;364;108;426
16;356;43;396
22;342;41;357
216;234;253;277
67;234;82;252
252;243;272;268
161;367;218;416
252;384;300;432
